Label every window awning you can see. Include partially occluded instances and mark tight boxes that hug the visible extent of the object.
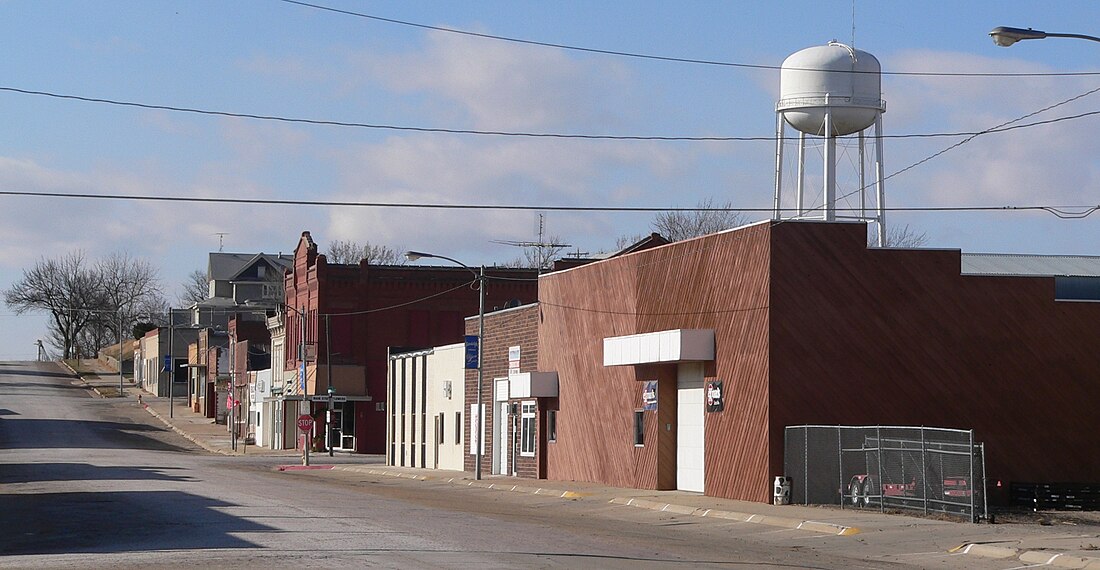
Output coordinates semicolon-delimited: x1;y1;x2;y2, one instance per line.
603;329;715;366
508;372;559;398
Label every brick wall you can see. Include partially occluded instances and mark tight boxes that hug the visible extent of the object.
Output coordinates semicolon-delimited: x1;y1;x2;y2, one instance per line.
464;303;540;476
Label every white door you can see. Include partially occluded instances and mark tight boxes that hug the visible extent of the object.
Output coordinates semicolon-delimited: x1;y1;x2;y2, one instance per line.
676;363;705;492
499;402;510;475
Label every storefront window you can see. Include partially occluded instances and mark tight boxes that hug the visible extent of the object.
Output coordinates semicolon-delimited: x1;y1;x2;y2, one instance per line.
547;410;557;443
633;410;644;446
520;401;536;456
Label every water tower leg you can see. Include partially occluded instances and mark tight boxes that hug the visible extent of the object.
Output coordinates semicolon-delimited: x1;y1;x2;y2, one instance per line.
773;113;785;220
797;132;806;217
874;115;887;246
823;111;836;222
858;131;867;222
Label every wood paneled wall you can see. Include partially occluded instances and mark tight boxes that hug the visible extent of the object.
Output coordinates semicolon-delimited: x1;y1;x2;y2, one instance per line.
769;221;1100;491
539;219;1100;503
540;223;774;499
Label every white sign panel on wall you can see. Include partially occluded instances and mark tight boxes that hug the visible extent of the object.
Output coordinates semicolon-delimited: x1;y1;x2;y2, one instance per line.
469;403;485;455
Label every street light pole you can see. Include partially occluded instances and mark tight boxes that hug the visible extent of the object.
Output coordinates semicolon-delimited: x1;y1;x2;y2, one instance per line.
118;309;124;396
475;264;485;481
326;313;334;457
168;308;174;418
298;305;310;467
404;250;486;480
989;26;1100;47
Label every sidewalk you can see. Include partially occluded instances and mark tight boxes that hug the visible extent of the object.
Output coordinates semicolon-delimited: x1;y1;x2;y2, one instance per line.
65;359;297;457
65;359;1100;569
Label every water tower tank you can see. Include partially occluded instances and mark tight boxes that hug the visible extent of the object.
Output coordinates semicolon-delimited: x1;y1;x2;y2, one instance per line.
777;42;884;136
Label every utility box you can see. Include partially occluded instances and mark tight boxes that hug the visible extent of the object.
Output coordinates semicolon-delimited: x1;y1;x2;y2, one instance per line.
773;476;792;505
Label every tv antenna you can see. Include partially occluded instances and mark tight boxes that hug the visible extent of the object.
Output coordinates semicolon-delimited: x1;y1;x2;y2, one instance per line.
213;233;229;252
491;213;571;271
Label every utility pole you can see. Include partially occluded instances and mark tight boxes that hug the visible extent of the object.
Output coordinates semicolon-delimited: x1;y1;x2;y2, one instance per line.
299;306;310;467
326;314;334;457
118;309;124;395
168;308;174;418
230;331;237;452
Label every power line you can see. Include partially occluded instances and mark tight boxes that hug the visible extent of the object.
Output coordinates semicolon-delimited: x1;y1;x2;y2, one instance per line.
0;187;1094;217
2;85;1098;142
817;84;1100;214
278;0;1100;78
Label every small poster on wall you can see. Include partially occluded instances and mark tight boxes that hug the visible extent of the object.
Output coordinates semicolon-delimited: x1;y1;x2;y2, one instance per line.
706;380;724;413
642;381;658;411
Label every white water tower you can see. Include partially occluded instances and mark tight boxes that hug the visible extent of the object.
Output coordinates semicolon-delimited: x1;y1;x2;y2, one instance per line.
773;41;887;246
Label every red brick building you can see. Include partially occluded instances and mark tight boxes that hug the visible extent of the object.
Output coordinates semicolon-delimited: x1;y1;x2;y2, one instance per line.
284;231;539;454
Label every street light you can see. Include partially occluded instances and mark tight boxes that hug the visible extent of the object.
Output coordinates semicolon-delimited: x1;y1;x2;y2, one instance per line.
404;250;486;481
989;26;1100;47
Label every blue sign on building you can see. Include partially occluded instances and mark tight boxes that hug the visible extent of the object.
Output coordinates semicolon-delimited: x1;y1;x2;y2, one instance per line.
163;354;171;373
464;335;480;369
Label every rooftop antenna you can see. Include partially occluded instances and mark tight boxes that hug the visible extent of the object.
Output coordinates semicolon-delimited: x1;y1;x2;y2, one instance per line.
491;213;571;272
213;233;229;252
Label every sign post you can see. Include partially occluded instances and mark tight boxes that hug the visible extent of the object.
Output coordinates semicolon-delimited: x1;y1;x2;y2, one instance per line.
297;414;314;466
327;385;335;457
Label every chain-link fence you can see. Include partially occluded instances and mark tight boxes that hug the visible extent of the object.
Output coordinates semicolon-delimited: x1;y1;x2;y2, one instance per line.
784;425;987;522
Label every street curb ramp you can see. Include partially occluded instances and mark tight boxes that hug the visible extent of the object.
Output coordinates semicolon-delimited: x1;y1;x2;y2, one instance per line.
608;497;861;536
950;543;1100;569
331;466;860;536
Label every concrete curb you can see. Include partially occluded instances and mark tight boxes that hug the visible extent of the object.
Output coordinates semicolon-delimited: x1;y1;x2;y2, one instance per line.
60;361;102;398
331;466;583;499
330;466;857;536
61;360;125;399
951;543;1100;569
141;403;234;456
608;497;861;536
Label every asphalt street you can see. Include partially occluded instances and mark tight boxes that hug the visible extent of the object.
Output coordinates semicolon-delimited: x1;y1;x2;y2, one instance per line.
0;361;1095;569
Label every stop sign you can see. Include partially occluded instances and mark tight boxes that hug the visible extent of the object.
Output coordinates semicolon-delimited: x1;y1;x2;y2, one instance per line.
297;414;314;432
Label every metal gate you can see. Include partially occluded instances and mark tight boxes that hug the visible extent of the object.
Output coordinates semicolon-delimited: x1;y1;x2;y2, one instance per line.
785;425;987;522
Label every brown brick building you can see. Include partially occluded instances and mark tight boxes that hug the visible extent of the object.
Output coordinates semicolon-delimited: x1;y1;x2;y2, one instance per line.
463;303;552;478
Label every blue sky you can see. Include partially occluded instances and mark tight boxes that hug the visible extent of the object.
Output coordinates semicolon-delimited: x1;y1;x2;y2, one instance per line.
1;1;1098;358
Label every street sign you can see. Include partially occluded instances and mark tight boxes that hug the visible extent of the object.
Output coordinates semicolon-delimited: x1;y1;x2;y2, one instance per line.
310;395;348;403
297;414;314;432
464;335;479;369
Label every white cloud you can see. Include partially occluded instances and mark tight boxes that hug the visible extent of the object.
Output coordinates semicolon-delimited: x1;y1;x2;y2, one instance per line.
873;49;1100;208
357;30;633;131
322;134;690;254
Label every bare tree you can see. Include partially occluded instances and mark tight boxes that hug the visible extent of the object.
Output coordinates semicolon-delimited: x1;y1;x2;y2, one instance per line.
326;240;404;265
4;252;102;359
4;251;164;359
95;252;164;343
614;234;647;251
178;268;208;306
653;198;748;242
882;224;929;248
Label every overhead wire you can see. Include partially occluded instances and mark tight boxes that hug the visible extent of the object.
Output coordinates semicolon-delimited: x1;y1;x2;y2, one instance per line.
277;0;1100;78
0;187;1095;217
3;85;1098;142
809;83;1100;215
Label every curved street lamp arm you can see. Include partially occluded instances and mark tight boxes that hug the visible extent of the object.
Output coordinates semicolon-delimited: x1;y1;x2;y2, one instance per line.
1045;32;1100;43
404;250;479;281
